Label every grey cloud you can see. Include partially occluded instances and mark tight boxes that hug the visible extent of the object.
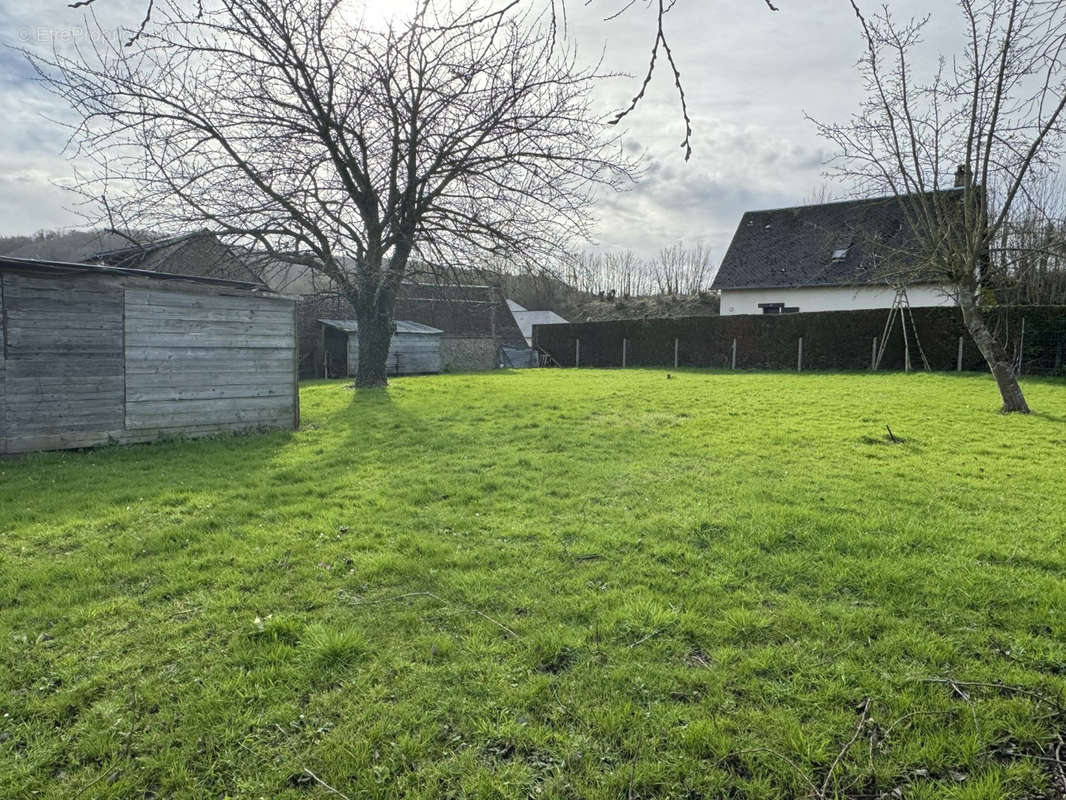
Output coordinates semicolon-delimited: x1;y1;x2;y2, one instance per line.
0;0;974;258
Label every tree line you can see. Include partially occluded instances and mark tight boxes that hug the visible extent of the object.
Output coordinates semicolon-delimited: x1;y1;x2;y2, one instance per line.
565;242;715;299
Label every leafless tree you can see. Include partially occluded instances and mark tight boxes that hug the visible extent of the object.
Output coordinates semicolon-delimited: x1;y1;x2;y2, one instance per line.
993;177;1066;305
36;0;637;387
69;0;780;160
651;241;712;295
802;183;838;206
814;0;1066;413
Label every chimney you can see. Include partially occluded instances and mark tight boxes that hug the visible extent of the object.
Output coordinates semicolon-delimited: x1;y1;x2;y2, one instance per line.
954;163;971;188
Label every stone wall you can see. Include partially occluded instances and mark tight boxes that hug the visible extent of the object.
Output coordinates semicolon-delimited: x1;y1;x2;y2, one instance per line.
440;335;498;372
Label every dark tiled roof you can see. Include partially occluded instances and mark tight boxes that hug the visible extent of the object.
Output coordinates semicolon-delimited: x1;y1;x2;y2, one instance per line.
88;232;262;284
712;190;963;291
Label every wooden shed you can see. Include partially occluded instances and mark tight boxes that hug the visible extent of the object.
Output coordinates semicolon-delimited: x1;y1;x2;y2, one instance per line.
0;257;298;454
320;319;443;377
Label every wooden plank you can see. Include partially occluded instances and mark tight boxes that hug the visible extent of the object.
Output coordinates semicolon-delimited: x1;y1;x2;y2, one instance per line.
6;328;124;352
5;391;124;405
123;333;294;349
124;318;293;336
2;286;121;305
6;376;124;391
125;363;290;378
3;300;124;319
125;395;293;416
125;384;292;402
115;419;292;442
2;273;119;292
125;405;294;430
5;358;125;378
8;314;123;331
124;307;292;326
125;346;293;361
124;306;294;325
124;371;293;388
5;430;122;453
8;420;125;438
124;288;292;312
6;402;124;422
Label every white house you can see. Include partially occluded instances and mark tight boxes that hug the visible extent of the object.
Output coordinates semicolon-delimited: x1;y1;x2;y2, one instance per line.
712;191;960;315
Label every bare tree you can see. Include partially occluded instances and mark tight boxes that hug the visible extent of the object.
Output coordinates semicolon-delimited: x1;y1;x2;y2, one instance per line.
814;0;1066;413
70;0;781;160
36;0;636;387
994;177;1066;305
651;241;712;295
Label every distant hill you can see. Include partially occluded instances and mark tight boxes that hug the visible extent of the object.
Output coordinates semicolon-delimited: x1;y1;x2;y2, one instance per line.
0;234;34;256
0;230;153;262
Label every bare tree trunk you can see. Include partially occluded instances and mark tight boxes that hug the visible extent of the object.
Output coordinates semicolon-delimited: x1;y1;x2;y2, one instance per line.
957;292;1029;413
353;290;395;389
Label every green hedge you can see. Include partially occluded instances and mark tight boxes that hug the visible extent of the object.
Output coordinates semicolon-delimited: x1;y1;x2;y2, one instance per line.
533;306;1066;374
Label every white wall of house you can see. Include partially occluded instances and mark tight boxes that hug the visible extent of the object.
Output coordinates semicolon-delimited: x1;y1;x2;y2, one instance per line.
719;284;957;316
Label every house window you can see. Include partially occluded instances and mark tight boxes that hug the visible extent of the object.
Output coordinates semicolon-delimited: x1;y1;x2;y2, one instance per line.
758;302;785;314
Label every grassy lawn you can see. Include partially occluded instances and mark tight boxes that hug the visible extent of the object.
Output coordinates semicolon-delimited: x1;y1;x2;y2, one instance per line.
2;369;1066;799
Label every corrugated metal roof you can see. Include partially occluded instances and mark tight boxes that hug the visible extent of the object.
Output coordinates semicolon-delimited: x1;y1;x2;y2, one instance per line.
511;309;568;340
319;319;443;335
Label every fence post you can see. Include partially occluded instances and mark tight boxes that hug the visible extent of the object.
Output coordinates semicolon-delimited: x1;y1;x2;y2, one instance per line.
871;337;877;370
622;337;628;369
673;337;679;369
797;337;803;372
957;335;964;373
731;338;737;370
1018;317;1026;375
575;338;580;368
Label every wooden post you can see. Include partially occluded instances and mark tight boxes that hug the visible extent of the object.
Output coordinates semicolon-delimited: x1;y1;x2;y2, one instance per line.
320;324;328;378
957;335;964;372
622;337;628;368
673;337;679;369
575;338;581;368
871;337;878;370
731;338;737;370
292;303;300;430
1018;317;1026;375
797;337;803;372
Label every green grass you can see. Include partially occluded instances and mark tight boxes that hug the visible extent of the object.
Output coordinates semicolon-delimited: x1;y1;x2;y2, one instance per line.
2;369;1066;799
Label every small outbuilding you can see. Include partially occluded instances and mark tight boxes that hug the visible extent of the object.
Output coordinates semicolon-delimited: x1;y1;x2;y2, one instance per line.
1;256;298;455
319;319;443;378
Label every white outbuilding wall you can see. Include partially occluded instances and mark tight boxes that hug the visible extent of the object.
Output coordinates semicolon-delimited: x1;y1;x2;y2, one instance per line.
719;284;957;316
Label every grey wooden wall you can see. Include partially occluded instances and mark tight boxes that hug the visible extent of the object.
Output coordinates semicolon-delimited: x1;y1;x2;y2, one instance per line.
124;285;296;439
0;270;297;454
347;332;442;375
1;273;126;453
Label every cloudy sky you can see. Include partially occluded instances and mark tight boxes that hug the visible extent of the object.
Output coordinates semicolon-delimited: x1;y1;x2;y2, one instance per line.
0;0;964;260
